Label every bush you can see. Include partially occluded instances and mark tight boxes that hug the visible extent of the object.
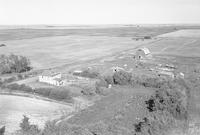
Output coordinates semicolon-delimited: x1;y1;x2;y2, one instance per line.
134;111;175;135
134;79;190;135
17;115;40;135
103;75;114;85
81;84;96;96
113;71;132;85
77;69;100;79
146;88;188;120
144;36;152;39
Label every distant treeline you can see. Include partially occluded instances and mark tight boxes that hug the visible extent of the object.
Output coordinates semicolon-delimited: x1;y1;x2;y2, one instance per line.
0;54;31;74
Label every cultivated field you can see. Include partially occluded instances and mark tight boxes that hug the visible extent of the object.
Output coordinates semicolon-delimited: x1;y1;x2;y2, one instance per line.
0;35;153;69
138;29;200;57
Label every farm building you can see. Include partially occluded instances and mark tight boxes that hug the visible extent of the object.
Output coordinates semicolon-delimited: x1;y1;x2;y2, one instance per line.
111;66;125;72
135;47;151;60
38;72;65;86
73;70;83;76
38;72;90;86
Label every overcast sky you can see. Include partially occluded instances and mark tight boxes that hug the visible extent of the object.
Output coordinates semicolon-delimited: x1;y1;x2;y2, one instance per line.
0;0;200;25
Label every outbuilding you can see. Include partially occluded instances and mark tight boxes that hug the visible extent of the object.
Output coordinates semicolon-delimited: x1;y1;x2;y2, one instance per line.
135;47;151;60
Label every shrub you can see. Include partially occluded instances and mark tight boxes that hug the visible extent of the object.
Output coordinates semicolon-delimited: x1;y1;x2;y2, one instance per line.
17;115;40;135
145;88;188;120
77;69;100;79
134;79;190;135
113;71;132;85
81;84;96;96
134;111;175;135
103;75;114;85
144;36;152;39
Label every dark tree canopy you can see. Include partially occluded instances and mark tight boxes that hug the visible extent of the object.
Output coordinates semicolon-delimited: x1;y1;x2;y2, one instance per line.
0;54;31;74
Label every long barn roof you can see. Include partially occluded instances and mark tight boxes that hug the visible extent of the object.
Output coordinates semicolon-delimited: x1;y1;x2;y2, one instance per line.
137;47;150;55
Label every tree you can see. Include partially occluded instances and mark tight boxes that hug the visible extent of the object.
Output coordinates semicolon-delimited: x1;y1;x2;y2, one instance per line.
0;54;31;74
18;115;40;135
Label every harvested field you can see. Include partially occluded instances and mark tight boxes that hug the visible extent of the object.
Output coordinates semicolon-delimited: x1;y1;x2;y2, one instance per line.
137;30;200;57
145;38;200;57
0;26;177;41
159;29;200;38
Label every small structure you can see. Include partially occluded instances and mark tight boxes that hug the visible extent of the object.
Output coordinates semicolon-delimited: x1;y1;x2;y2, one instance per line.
135;47;151;60
111;66;125;72
175;72;184;79
164;64;176;69
73;70;83;76
39;72;65;86
157;71;175;78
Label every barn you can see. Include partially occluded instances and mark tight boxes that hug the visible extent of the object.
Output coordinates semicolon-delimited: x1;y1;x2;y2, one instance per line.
135;47;151;60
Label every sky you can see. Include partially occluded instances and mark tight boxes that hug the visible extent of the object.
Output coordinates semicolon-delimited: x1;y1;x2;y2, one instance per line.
0;0;200;25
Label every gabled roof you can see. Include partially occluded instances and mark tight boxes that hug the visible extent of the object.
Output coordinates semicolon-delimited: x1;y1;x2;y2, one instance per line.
137;47;150;55
41;71;61;77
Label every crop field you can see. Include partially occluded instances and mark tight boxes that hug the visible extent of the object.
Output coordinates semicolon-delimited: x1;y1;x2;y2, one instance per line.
0;26;178;41
140;29;200;57
1;27;200;70
0;35;156;69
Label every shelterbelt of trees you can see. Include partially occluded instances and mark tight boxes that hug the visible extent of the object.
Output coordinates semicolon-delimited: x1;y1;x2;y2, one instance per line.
0;54;31;74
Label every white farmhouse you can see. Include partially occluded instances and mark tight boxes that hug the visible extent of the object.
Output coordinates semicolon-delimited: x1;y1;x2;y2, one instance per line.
38;72;65;86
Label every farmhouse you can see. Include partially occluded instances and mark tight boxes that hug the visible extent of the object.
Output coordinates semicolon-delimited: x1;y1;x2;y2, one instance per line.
135;47;151;60
38;72;65;86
